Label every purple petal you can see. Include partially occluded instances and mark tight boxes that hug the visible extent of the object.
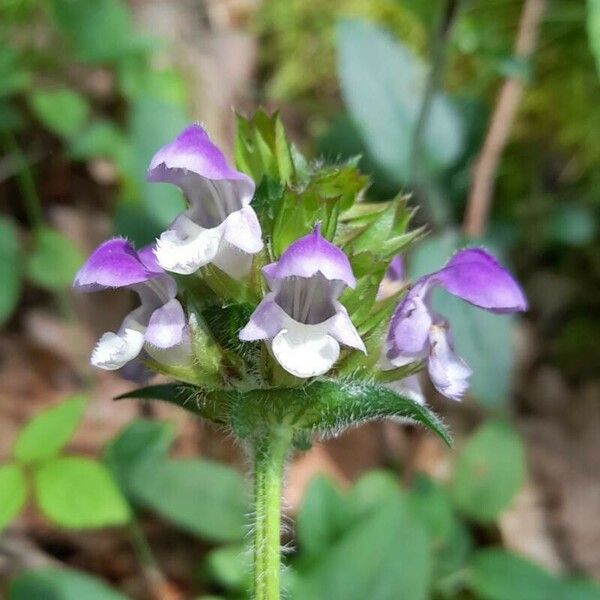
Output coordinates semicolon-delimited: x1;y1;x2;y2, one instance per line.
146;123;255;204
386;255;405;281
138;244;164;274
263;224;356;288
74;238;158;291
387;281;433;357
434;248;527;314
145;298;186;348
427;324;472;401
239;295;284;341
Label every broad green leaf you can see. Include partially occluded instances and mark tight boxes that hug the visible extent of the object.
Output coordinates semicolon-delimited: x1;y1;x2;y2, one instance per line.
337;19;463;185
0;217;22;326
129;458;247;542
28;89;89;139
0;464;27;531
69;120;131;173
128;96;187;227
296;475;346;557
14;395;87;464
49;0;139;63
468;549;558;600
294;492;431;600
205;544;248;591
587;0;600;77
410;231;516;408
408;474;455;543
34;457;131;528
0;47;30;99
9;567;128;600
26;227;84;290
103;419;174;498
451;420;524;522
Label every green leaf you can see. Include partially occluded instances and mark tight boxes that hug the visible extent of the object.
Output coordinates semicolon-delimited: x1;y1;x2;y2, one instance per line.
9;567;128;600
34;456;131;528
26;227;84;290
451;420;524;522
205;544;248;591
103;419;174;498
0;217;22;326
294;492;431;600
410;231;516;408
296;475;346;557
587;0;600;77
337;19;463;184
14;395;87;464
69;120;131;171
49;0;139;63
408;474;455;543
114;383;229;423
0;464;27;531
28;89;90;139
468;549;558;600
129;458;247;542
292;379;452;446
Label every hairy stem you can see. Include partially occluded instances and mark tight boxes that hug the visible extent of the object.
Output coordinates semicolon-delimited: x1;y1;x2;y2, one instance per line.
252;427;292;600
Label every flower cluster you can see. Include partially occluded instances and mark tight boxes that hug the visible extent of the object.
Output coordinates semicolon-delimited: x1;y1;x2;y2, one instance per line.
74;121;526;403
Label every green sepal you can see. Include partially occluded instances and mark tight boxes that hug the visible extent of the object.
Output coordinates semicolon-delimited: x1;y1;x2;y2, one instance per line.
200;264;260;304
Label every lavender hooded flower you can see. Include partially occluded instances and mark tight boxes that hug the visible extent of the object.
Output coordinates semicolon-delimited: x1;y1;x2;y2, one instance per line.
386;248;527;401
239;225;365;378
147;124;263;278
74;238;187;370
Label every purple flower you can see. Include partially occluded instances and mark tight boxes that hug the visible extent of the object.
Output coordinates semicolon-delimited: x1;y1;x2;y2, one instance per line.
147;124;263;278
385;248;527;400
74;238;188;370
240;225;365;378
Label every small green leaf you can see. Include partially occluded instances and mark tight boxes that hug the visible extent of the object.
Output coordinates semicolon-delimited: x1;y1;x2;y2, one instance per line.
26;227;84;290
205;544;248;591
468;549;558;600
0;464;27;531
296;475;346;557
28;89;90;139
69;120;131;172
451;420;524;522
129;458;247;542
296;492;432;600
34;456;131;528
49;0;139;64
103;419;174;498
0;217;22;326
9;567;128;600
14;395;87;464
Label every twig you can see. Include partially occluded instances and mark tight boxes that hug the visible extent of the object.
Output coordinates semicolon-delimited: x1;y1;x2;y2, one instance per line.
464;0;548;238
410;0;462;227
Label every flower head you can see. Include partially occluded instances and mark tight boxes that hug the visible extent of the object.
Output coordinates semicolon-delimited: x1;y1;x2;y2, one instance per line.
147;124;263;278
240;225;365;378
74;238;187;370
386;248;527;400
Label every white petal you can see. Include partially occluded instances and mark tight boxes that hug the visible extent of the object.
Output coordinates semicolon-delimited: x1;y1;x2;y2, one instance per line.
155;213;224;275
428;324;472;401
388;374;425;406
212;239;253;279
271;321;340;378
327;302;366;353
146;332;193;367
91;328;145;370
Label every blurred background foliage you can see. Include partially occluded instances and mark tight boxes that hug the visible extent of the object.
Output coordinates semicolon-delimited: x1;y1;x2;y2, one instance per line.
1;0;599;598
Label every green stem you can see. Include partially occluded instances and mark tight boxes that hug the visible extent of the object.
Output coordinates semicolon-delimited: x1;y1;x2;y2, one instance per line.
128;519;168;592
252;427;292;600
409;0;462;227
